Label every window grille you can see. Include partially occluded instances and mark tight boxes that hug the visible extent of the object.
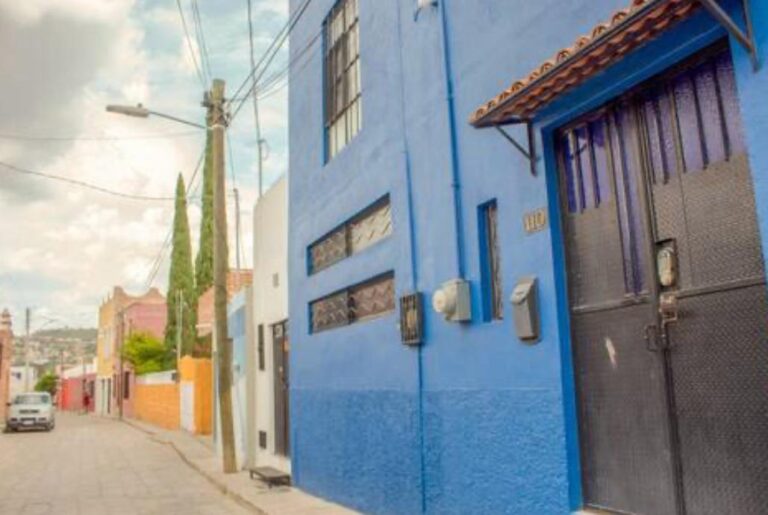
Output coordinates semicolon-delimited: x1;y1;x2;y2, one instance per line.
399;292;423;345
324;0;361;160
308;196;392;274
311;273;395;333
479;201;503;321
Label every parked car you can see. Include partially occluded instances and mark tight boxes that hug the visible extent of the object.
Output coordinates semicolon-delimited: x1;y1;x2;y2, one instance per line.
5;392;55;432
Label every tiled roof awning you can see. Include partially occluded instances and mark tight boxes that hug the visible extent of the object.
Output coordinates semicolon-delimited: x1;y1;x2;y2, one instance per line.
470;0;701;127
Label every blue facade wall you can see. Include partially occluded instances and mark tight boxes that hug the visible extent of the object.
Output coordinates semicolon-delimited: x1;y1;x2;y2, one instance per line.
288;1;768;514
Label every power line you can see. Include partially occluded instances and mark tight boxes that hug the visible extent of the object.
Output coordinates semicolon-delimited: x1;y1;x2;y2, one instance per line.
228;0;314;106
0;161;176;202
144;149;205;289
250;30;322;101
175;0;207;88
230;0;314;124
247;0;265;197
190;0;213;81
0;130;202;142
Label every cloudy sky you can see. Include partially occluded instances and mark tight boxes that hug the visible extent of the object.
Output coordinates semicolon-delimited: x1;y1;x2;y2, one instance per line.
0;0;295;330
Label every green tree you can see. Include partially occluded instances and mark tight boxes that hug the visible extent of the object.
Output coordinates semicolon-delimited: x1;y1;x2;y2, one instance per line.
195;134;214;297
165;174;198;357
34;373;58;397
122;332;173;375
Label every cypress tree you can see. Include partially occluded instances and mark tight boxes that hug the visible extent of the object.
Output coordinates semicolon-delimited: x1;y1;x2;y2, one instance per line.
165;174;198;357
195;134;214;297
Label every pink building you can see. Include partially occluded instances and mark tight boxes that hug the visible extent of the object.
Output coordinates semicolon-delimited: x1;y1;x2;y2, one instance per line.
96;287;167;418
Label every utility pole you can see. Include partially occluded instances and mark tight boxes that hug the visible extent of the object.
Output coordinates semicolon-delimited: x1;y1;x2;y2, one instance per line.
206;78;237;473
233;188;242;270
24;308;30;392
246;0;265;198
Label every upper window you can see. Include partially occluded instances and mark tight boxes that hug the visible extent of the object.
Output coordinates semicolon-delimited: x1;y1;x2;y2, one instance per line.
324;0;361;160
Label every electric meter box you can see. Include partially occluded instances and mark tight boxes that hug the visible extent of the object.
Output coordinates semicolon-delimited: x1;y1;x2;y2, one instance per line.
432;279;471;323
511;276;539;343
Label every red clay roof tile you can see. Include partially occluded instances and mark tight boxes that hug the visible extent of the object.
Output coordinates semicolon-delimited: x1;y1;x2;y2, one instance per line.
470;0;700;127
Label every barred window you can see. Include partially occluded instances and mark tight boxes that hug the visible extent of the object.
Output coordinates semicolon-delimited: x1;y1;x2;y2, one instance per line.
308;196;392;274
324;0;361;160
310;273;395;333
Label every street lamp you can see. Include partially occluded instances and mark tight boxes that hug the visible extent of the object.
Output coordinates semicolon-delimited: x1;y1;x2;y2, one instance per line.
105;84;238;473
105;103;206;130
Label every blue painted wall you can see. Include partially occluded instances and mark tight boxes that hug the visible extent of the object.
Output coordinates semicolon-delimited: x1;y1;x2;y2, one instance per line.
288;1;768;514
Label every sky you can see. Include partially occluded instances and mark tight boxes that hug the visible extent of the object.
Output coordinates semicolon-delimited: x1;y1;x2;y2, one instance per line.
0;0;297;331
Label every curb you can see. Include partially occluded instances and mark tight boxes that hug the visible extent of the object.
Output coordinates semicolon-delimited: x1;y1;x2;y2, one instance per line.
122;419;266;515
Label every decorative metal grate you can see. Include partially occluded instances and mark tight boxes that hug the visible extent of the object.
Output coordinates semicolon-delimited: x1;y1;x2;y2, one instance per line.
311;273;395;333
349;274;395;322
399;292;423;346
350;202;393;254
309;226;347;273
308;196;392;274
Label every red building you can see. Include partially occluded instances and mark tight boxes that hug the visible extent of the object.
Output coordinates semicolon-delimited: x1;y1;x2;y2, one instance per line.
59;362;96;412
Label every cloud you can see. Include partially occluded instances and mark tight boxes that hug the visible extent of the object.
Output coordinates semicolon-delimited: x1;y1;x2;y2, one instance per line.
0;0;289;329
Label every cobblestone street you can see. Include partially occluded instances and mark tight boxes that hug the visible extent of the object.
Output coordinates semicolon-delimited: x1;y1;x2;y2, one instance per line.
0;413;251;515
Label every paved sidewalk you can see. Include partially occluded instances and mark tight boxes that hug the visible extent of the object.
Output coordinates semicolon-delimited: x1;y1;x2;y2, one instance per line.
123;418;359;515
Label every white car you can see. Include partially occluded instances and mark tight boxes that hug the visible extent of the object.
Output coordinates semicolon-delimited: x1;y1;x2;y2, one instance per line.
5;392;55;432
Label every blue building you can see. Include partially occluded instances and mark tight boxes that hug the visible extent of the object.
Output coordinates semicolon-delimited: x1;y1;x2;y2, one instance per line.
288;0;768;513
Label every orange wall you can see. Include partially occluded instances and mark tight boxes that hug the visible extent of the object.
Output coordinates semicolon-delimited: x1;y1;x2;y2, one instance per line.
134;383;179;430
179;356;213;435
132;357;212;435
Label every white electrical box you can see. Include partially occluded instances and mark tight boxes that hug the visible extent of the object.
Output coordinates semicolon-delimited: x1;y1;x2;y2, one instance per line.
432;279;471;322
417;0;437;9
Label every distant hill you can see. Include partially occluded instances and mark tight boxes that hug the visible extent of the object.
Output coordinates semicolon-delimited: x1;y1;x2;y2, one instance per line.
34;327;97;340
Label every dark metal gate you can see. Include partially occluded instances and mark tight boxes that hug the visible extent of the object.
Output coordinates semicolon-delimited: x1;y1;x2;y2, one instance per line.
272;321;290;457
557;45;768;515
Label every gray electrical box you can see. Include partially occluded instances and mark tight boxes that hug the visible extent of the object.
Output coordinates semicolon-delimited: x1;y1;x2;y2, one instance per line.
511;276;539;343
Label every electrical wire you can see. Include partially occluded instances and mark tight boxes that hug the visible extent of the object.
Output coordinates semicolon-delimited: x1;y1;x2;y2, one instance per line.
0;161;176;202
250;30;321;101
143;149;205;289
175;0;207;88
0;131;201;142
190;0;213;81
228;0;314;107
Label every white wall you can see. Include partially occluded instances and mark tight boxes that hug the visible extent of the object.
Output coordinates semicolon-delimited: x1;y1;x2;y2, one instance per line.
9;366;37;398
251;176;290;473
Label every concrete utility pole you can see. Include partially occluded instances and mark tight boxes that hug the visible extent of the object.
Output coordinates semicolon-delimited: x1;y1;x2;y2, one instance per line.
233;188;242;270
24;308;30;392
206;78;237;473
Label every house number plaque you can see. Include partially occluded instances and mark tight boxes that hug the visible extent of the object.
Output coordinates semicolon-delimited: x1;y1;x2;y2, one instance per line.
523;208;547;234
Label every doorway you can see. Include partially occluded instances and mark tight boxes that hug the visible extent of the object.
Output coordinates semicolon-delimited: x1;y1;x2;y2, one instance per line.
272;321;290;457
557;45;768;514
